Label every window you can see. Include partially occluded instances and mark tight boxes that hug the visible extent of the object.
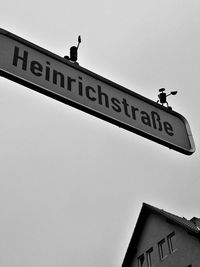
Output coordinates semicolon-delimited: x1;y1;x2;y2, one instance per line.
158;238;168;260
167;232;176;254
146;247;155;267
137;254;144;267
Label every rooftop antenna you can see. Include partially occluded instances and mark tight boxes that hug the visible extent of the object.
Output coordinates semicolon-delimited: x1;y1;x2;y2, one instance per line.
64;35;81;63
157;88;178;110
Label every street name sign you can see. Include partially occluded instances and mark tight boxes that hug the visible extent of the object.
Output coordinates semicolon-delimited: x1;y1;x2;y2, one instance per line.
0;29;195;155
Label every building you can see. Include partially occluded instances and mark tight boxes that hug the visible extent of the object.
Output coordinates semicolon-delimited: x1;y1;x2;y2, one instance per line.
122;203;200;267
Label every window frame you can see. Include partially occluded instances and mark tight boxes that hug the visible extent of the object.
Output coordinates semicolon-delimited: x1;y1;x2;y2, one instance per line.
146;247;154;267
137;254;145;267
158;238;168;260
167;232;177;254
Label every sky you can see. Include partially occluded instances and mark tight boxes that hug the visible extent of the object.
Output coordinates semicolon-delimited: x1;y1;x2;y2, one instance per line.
0;0;200;266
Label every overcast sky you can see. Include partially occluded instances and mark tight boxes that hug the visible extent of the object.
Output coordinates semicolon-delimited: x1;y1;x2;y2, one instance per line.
0;1;200;266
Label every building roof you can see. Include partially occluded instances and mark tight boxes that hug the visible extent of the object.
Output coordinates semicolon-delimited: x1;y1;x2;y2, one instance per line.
144;203;200;234
122;203;200;267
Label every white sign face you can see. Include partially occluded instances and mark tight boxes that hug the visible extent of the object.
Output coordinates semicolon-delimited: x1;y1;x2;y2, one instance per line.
0;29;195;155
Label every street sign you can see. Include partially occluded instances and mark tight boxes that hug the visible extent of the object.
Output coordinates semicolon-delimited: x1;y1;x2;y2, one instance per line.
0;29;195;155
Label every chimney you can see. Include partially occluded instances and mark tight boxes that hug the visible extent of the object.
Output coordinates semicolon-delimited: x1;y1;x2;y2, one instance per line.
191;217;200;229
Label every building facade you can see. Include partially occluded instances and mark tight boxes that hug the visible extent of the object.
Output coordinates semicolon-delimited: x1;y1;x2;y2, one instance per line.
122;203;200;267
